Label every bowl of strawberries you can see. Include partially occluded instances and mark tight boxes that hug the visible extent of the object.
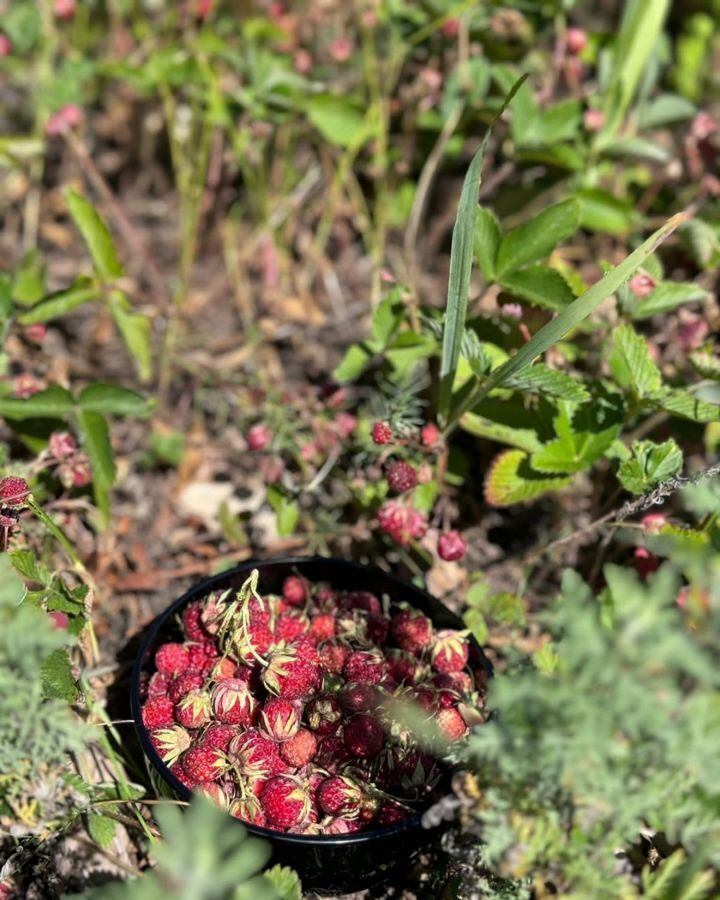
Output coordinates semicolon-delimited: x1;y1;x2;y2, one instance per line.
131;556;491;894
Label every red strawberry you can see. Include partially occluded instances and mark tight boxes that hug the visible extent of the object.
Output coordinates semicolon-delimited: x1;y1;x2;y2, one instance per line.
234;622;274;665
305;695;342;736
181;602;207;642
262;647;321;700
197;781;234;811
279;728;317;767
261;697;301;741
390;609;432;653
339;682;378;714
202;723;236;752
0;476;29;507
175;689;212;729
397;748;441;797
324;816;364;834
371;421;393;445
431;630;469;674
437;530;467;562
282;575;308;607
386;461;417;494
149;726;192;765
200;591;229;635
344;715;384;758
230;795;266;826
436;706;467;741
339;591;382;617
154;642;191;677
315;586;338;611
379;800;411;825
142;695;175;729
377;501;427;546
248;594;273;626
211;678;257;726
147;672;171;698
420;422;440;448
315;735;352;773
413;685;438;712
432;671;473;695
211;657;237;680
169;761;196;790
309;613;336;642
229;729;286;779
260;776;313;829
365;614;390;646
292;635;320;665
186;642;217;674
316;775;366;817
387;649;423;685
167;672;203;704
318;638;350;675
343;650;387;684
182;744;228;783
247;423;272;451
274;611;309;643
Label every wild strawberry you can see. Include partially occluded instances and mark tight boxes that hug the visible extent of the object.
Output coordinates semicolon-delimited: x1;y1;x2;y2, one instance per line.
315;586;338;611
199;591;228;635
261;697;302;741
377;501;427;546
147;671;171;697
318;639;350;674
397;748;441;796
340;681;378;714
234;622;274;665
247;423;272;451
343;649;387;684
49;431;77;459
340;591;382;617
167;672;204;703
260;776;313;829
344;715;384;758
566;26;587;54
309;613;336;642
211;657;237;680
149;726;192;765
334;411;357;439
634;547;661;579
292;635;320;666
432;671;473;695
305;695;342;736
202;723;236;752
324;816;364;834
413;685;438;712
274;610;309;643
0;477;29;507
390;609;432;653
230;795;266;826
229;729;286;779
366;614;390;646
175;689;212;729
280;728;317;767
262;647;321;700
316;775;366;817
142;695;175;729
436;706;467;741
431;630;469;673
371;421;393;445
379;800;411;826
420;422;440;448
182;744;228;783
437;530;467;562
248;594;274;625
387;649;423;685
211;678;257;726
282;575;307;607
181;601;207;642
197;781;233;811
386;461;418;494
186;642;217;674
169;761;196;790
315;736;352;773
46;104;83;136
629;273;655;298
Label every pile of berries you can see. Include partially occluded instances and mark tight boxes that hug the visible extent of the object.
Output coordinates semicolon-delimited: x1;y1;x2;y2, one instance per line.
139;572;483;834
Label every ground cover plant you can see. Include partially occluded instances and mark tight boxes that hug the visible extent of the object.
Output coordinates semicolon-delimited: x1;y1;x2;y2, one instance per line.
0;0;719;897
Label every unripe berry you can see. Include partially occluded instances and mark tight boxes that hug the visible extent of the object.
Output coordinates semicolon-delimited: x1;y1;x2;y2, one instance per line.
247;423;272;451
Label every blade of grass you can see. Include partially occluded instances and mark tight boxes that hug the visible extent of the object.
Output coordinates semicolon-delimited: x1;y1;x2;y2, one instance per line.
438;74;528;425
445;207;693;433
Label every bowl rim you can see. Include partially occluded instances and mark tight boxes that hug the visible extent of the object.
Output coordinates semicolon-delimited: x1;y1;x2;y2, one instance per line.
131;554;492;846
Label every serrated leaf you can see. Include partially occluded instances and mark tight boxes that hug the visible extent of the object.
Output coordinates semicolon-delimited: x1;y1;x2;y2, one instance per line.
575;187;637;236
18;280;99;324
41;648;78;702
689;352;720;380
631;282;708;319
66;191;124;281
460;413;543;453
263;864;302;900
87;811;117;850
473;206;500;280
680;219;719;269
78;383;152;417
9;548;46;583
0;384;75;420
532;403;621;474
496;199;580;277
610;324;662;398
333;342;378;383
617;438;683;494
484;449;571;506
504;365;589;402
652;388;720;423
499;265;575;311
107;292;153;382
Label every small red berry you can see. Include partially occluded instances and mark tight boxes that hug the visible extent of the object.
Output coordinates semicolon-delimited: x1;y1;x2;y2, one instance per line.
261;697;302;742
202;723;236;752
437;530;467;562
260;776;313;829
46;104;83;136
318;638;351;675
629;273;656;298
154;643;191;677
141;695;175;729
24;323;47;343
167;672;204;704
316;775;365;817
386;461;417;494
420;422;440;448
53;0;76;20
211;678;257;726
431;630;470;674
182;744;228;783
0;34;11;57
282;575;307;607
49;431;77;460
247;423;272;451
309;613;336;642
343;650;387;684
0;477;30;508
279;728;317;767
175;689;212;729
344;715;384;758
371;422;393;445
390;610;433;654
305;695;342;735
566;27;587;54
436;706;468;742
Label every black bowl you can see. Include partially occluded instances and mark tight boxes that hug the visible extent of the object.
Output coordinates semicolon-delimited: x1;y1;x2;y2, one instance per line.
131;556;492;895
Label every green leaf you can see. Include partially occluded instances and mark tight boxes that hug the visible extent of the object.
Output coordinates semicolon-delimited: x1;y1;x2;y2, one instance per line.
66;191;124;281
534;99;582;144
473;207;500;280
87;811;118;850
371;288;404;344
533;642;560;674
438;75;527;423
630;282;708;319
263;865;302;900
495;199;580;277
41;648;78;702
499;266;575;311
9;549;46;583
12;250;46;307
18;280;99;324
532;403;622;474
304;95;371;148
575;188;637;236
680;219;720;269
637;93;696;128
77;410;115;521
653;388;720;423
78;383;152;417
504;365;589;403
107;293;153;382
484;449;571;506
617;438;683;494
267;487;298;537
689;352;720;381
610;324;662;398
333;342;378;383
460;414;543;453
602;137;670;164
0;385;75;420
